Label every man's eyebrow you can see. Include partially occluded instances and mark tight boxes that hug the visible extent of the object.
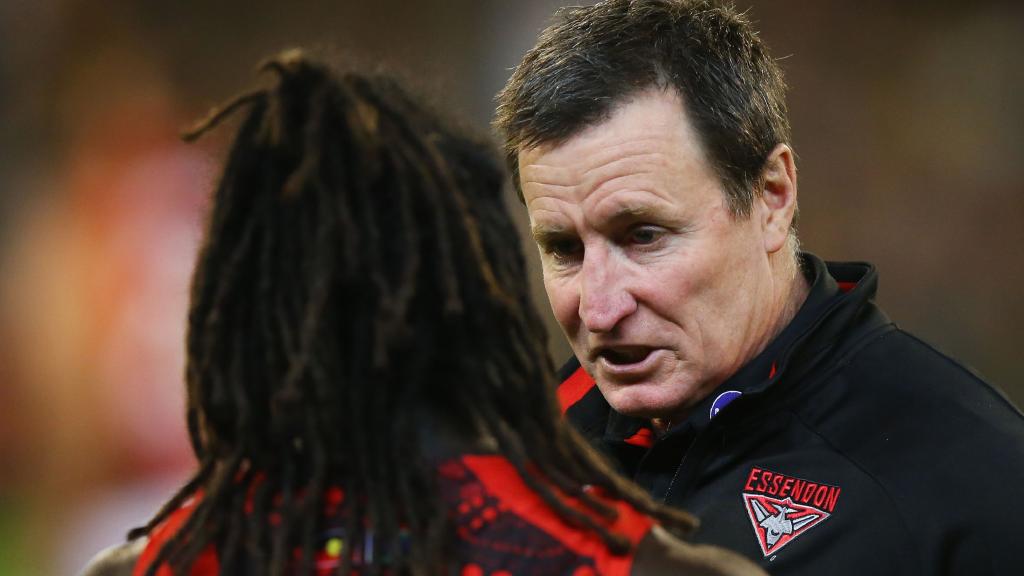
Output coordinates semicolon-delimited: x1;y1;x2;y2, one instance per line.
607;204;656;222
530;224;572;245
599;204;671;228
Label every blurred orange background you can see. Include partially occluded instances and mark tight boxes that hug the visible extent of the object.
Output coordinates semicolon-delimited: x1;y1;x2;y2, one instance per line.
0;1;1020;574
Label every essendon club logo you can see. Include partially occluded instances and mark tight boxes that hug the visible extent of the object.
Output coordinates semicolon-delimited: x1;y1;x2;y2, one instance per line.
742;467;841;556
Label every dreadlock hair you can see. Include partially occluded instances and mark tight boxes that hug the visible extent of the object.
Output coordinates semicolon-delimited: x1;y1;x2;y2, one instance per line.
131;48;698;576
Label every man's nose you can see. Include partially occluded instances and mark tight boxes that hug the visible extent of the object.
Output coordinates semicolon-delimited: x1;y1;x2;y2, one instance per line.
578;249;637;333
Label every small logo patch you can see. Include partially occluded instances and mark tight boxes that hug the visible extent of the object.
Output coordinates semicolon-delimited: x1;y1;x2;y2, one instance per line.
709;390;742;419
741;467;840;556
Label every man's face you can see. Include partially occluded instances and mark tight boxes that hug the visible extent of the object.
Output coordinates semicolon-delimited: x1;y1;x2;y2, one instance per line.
519;89;780;420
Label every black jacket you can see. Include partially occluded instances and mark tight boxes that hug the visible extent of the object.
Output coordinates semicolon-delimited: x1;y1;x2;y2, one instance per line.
560;253;1024;575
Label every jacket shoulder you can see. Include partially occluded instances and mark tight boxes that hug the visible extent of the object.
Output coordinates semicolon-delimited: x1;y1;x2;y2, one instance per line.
794;326;1024;471
826;327;1022;425
784;327;1024;570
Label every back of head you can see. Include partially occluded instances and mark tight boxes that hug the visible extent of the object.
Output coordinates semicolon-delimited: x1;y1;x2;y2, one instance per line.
495;0;791;216
136;51;563;575
186;50;551;473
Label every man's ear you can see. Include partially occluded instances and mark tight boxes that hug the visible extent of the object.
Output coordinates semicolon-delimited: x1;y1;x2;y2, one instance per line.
758;143;798;254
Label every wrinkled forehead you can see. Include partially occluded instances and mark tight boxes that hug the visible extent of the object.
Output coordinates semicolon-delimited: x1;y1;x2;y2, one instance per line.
518;99;733;242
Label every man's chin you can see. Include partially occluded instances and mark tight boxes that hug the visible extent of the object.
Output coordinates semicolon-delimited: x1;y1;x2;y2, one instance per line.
602;386;687;421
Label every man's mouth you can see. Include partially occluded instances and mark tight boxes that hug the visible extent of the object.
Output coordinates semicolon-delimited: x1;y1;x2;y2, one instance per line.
595;346;655;366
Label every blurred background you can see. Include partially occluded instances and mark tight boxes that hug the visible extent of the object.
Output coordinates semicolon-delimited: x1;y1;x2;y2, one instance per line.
0;1;1021;573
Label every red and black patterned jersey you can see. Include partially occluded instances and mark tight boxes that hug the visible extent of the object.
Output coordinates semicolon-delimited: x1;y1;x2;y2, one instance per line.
134;454;654;576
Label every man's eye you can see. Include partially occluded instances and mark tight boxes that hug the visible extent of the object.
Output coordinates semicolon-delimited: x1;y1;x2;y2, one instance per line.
627;226;663;245
545;238;583;260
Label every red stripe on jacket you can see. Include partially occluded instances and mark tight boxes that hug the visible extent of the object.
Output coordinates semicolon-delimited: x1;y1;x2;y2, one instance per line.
558;367;596;414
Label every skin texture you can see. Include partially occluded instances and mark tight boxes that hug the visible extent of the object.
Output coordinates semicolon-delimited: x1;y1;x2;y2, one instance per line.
520;88;806;424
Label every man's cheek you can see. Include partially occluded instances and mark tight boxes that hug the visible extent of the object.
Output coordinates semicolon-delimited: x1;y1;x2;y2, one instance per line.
544;283;578;325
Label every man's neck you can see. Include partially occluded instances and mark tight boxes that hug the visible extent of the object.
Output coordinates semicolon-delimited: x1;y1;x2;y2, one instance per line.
777;252;811;338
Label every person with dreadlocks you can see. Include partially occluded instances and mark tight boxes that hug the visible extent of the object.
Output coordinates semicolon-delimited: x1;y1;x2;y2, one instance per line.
81;50;765;576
